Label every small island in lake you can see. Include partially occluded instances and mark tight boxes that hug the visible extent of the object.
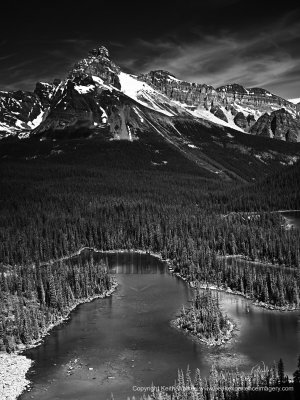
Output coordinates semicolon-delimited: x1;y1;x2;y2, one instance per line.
173;288;234;346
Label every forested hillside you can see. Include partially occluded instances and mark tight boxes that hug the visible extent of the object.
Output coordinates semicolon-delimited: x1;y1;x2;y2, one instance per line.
222;159;300;211
1;138;299;317
0;141;299;278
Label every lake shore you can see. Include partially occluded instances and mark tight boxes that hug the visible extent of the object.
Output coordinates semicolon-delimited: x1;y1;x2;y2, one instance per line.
186;279;299;312
0;279;118;400
0;353;32;400
61;246;300;311
2;246;298;399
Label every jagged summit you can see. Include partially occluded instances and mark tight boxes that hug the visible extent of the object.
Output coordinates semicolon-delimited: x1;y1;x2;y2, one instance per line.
0;44;299;142
217;84;248;94
217;84;275;98
250;107;299;141
149;70;177;78
88;46;110;59
69;45;121;88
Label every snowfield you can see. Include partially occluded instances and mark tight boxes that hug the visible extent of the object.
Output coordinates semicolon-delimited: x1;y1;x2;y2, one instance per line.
118;72;174;116
288;98;300;105
187;106;244;132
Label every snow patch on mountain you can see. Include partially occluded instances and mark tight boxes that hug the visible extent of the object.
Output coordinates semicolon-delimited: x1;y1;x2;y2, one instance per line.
99;106;108;123
74;85;94;94
187;107;244;132
133;107;144;123
0;122;16;133
15;120;28;129
118;72;174;116
27;110;45;129
233;104;262;120
288;98;300;104
92;76;113;91
167;75;181;82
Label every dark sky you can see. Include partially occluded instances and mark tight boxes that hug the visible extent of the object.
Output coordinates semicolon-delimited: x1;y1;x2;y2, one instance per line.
1;0;300;98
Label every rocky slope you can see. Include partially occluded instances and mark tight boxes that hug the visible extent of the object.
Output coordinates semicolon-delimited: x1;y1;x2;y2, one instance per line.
250;108;299;142
140;71;297;117
0;90;44;138
216;84;295;115
30;46;191;140
139;69;216;110
139;71;299;140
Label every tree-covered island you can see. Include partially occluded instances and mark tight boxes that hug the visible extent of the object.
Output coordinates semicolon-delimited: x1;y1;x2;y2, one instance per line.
172;288;233;346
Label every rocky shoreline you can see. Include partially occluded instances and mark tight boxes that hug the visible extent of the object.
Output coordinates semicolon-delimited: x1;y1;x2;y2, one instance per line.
0;353;32;400
0;279;118;400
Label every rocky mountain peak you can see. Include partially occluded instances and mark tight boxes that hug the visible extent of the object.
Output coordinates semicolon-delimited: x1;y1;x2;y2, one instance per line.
34;80;60;108
247;87;272;96
217;83;248;94
68;45;121;89
88;46;110;59
0;44;299;143
149;70;177;79
250;108;299;142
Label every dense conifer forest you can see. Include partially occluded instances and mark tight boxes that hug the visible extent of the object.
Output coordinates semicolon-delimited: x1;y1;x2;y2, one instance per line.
0;138;300;351
222;161;300;211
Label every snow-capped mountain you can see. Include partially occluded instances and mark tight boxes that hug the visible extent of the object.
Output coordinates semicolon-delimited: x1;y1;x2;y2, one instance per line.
0;45;299;143
28;46;192;140
139;71;299;139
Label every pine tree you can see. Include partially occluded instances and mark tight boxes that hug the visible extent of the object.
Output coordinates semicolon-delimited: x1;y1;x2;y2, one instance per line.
277;358;285;387
293;355;300;394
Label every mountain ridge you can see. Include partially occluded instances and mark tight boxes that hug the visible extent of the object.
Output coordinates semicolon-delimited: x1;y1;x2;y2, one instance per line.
1;45;300;183
0;45;299;142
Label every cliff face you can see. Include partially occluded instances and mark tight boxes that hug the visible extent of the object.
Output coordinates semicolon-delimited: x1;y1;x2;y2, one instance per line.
32;47;186;140
139;70;216;110
0;90;44;137
140;71;296;116
34;81;59;108
69;46;121;89
139;71;298;141
0;45;299;143
216;85;295;115
250;108;300;142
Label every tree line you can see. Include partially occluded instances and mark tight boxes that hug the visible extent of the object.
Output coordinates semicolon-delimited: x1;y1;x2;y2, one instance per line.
126;356;300;399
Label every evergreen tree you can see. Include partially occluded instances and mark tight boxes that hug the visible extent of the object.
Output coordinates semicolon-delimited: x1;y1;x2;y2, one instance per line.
293;355;300;395
277;358;285;387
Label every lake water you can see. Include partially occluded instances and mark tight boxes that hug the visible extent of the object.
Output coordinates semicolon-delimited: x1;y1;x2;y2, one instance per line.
20;251;300;400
